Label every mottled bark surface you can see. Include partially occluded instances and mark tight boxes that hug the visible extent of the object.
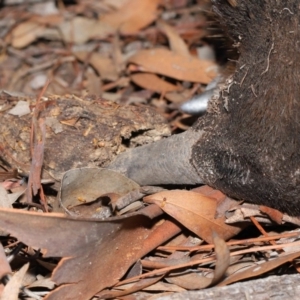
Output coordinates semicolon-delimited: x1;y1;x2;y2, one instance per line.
160;273;300;300
0;93;170;182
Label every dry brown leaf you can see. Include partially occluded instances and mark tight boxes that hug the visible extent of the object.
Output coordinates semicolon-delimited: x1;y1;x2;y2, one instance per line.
128;48;217;83
30;14;63;26
58;17;115;44
1;263;29;300
115;280;186;295
97;275;164;298
131;73;181;93
0;205;179;300
9;21;46;48
260;205;283;224
0;208;158;300
27;276;55;290
74;51;118;81
144;190;241;243
225;260;257;277
0;243;11;279
192;185;242;218
166;234;229;289
218;251;300;286
58;168;139;213
85;69;102;95
102;0;161;34
225;204;267;224
157;20;191;57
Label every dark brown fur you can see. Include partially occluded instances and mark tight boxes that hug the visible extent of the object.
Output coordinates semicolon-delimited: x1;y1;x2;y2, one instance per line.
192;0;300;215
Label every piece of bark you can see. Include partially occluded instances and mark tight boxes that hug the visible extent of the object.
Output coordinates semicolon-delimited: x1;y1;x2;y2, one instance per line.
0;93;170;183
158;274;300;300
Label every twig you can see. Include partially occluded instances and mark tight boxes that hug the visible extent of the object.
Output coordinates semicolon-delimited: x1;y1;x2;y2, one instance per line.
115;240;300;287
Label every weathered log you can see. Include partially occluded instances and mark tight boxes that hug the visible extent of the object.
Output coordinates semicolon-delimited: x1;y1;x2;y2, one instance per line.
159;274;300;300
109;0;300;216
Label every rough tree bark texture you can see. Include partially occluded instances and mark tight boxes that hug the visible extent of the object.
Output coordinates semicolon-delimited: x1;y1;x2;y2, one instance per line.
0;93;170;183
160;274;300;300
109;0;300;216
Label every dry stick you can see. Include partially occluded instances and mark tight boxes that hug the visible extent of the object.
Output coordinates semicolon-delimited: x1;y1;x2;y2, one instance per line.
115;240;300;287
102;78;127;91
250;216;278;247
27;81;50;210
8;57;74;91
157;230;300;252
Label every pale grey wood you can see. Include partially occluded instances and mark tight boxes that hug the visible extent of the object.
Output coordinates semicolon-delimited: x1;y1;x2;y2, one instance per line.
157;274;300;300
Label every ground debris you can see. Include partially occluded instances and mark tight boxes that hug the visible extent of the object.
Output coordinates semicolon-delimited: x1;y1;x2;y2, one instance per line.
0;94;170;184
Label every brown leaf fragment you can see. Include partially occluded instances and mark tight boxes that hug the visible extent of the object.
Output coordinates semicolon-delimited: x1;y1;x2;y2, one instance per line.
0;243;11;279
144;190;241;243
27;276;55;290
166;234;229;289
1;263;29;300
102;0;161;35
157;20;191;57
9;21;46;48
142;255;191;270
225;204;272;225
67;195;115;219
192;185;242;218
131;73;181;93
0;206;167;300
58;17;115;44
58;168;139;213
260;205;283;224
97;275;164;299
218;251;300;287
135;219;182;262
128;48;217;84
166;270;210;290
210;234;230;286
74;51;118;81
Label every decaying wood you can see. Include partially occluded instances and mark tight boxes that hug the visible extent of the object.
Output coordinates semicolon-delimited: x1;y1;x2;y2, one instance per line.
0;93;170;183
109;0;300;216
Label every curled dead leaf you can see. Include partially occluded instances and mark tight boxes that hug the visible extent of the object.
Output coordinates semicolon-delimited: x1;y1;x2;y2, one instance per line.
74;51;118;81
102;0;161;35
10;21;46;48
218;251;300;286
166;234;230;289
131;73;181;93
144;190;242;243
128;48;217;84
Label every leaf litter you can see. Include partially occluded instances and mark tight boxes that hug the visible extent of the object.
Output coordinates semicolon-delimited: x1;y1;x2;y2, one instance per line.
0;0;300;299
